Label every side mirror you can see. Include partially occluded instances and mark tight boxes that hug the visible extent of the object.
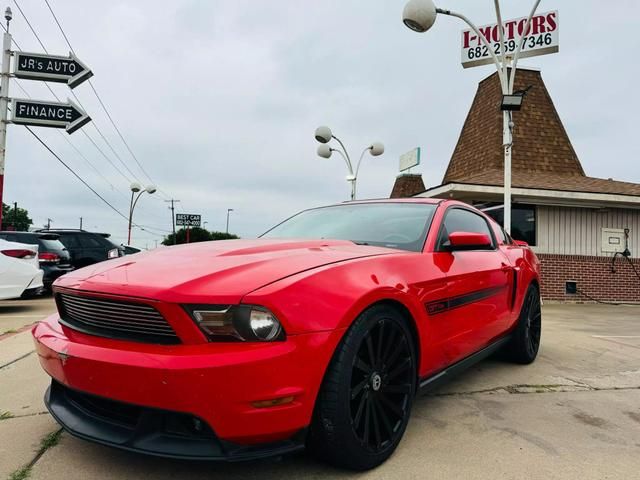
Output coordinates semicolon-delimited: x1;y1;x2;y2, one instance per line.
513;239;528;247
448;231;492;251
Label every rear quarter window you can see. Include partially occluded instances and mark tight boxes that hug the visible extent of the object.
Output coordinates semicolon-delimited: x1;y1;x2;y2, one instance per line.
79;235;105;248
58;235;80;249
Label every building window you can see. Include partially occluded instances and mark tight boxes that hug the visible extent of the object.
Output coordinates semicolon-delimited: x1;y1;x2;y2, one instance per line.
482;204;536;246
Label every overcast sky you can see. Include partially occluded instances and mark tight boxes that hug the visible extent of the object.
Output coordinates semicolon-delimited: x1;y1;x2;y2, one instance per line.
3;0;639;248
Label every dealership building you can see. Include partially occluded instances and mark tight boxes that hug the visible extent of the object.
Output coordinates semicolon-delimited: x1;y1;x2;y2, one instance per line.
391;68;640;303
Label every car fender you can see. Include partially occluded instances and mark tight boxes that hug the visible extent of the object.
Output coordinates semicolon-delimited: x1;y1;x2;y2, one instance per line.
242;253;444;376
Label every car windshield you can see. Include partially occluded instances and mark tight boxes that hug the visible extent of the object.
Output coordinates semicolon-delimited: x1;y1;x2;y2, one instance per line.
261;203;437;252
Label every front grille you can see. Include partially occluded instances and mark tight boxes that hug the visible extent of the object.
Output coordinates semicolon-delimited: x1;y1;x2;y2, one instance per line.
56;292;180;344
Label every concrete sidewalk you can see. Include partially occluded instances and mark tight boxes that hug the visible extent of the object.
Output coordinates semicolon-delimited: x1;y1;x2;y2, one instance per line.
1;301;639;479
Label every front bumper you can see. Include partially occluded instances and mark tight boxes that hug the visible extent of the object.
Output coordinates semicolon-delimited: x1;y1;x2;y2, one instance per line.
45;380;307;461
33;314;342;456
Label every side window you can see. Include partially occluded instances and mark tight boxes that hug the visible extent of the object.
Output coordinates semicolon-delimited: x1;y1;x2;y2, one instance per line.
79;235;103;248
59;235;79;249
438;208;495;249
493;224;510;245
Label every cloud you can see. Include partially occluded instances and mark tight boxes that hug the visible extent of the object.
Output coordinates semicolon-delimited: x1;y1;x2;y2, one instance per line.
3;1;638;246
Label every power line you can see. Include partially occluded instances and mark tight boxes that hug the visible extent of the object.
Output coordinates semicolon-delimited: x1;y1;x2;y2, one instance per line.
5;3;174;233
44;0;162;191
12;0;48;53
10;1;144;186
24;126;165;237
12;79;127;196
1;12;169;238
25;126;127;222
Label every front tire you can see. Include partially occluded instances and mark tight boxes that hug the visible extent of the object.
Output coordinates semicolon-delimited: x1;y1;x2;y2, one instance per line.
308;305;417;470
504;284;542;364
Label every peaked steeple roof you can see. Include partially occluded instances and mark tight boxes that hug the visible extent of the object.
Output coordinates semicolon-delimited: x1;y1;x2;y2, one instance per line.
443;68;585;183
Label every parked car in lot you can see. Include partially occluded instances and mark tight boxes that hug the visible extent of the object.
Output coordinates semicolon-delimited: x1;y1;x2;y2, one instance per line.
121;244;142;255
36;229;124;269
0;238;44;299
0;231;74;290
33;199;541;470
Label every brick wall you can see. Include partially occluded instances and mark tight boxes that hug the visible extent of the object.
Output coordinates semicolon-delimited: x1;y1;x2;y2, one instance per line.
390;174;426;198
538;253;640;303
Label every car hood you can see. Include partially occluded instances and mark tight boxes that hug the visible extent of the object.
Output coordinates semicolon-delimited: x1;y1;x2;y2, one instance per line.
53;239;399;303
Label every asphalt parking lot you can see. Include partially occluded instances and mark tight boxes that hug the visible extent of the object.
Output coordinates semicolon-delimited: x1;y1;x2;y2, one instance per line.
1;297;639;480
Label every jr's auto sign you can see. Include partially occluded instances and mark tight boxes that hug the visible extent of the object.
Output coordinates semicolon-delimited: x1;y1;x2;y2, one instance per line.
461;11;558;69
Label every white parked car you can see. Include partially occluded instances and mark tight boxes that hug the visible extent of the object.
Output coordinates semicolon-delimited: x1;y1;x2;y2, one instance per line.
0;238;44;300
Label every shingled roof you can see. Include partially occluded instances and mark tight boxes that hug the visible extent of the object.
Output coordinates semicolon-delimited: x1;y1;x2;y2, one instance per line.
440;68;640;197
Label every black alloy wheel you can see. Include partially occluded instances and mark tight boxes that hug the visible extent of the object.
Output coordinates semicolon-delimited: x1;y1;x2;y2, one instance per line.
505;284;542;364
349;318;414;452
309;305;417;470
523;287;542;358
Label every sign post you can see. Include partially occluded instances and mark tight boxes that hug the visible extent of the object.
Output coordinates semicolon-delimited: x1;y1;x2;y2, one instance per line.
176;214;201;244
0;6;93;230
0;17;11;230
454;4;557;234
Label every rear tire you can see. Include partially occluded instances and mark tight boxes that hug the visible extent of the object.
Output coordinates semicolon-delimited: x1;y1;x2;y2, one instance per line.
308;305;417;471
504;284;542;364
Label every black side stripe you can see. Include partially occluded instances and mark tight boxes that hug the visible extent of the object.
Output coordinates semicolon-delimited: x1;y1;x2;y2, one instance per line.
426;285;508;316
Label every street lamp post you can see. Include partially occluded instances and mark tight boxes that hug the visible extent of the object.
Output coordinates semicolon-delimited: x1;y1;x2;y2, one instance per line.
127;182;157;245
226;208;233;234
314;126;384;200
402;0;541;233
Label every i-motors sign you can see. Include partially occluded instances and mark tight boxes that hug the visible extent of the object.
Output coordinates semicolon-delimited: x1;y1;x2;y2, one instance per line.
461;11;559;69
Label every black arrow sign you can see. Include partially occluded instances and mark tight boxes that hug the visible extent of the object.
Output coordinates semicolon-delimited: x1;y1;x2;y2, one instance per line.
10;98;91;134
14;52;93;89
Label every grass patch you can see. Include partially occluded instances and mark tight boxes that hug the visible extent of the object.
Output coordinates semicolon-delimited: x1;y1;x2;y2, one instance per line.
8;466;30;480
38;430;62;454
7;429;63;480
0;410;14;420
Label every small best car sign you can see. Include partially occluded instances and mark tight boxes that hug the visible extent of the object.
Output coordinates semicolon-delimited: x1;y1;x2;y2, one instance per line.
176;214;201;227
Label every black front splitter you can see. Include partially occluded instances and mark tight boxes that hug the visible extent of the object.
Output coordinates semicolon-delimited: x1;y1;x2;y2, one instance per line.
45;380;307;462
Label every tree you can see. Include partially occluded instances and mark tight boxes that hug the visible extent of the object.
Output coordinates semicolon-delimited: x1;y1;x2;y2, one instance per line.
162;228;239;246
2;203;33;231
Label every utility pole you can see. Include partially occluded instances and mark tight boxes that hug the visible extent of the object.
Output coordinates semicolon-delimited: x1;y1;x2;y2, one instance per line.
12;200;16;229
46;218;52;229
0;7;12;231
165;199;180;245
79;217;83;229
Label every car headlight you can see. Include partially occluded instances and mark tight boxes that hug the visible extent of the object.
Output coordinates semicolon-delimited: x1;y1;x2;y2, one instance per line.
183;305;285;342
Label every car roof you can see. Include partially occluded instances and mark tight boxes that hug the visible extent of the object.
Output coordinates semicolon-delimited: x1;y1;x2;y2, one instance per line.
0;231;60;240
36;229;111;237
339;198;442;205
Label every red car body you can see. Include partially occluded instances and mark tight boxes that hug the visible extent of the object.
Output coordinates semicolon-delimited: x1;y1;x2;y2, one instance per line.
32;199;541;464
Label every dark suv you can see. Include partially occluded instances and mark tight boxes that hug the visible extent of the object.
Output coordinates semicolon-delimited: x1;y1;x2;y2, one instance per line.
0;231;74;289
36;229;125;269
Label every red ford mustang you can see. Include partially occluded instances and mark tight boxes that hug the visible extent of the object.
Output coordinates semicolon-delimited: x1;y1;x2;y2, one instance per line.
33;198;541;470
